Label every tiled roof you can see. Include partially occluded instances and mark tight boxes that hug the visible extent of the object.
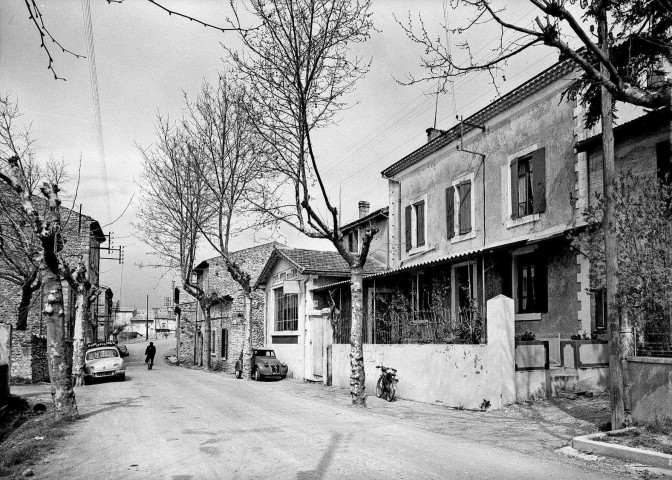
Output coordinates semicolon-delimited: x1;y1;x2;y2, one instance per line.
255;247;387;288
381;60;576;178
575;108;669;153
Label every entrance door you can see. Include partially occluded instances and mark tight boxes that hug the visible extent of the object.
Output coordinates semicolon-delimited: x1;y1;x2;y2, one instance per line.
310;317;323;377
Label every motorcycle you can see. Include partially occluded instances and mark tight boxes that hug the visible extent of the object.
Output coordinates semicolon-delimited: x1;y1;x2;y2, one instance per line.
375;365;398;402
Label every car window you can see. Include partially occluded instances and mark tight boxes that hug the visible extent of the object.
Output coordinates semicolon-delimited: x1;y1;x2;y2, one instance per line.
255;350;275;358
86;348;119;360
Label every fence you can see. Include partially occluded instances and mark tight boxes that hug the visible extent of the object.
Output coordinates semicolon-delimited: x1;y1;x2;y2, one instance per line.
332;308;485;345
635;330;672;358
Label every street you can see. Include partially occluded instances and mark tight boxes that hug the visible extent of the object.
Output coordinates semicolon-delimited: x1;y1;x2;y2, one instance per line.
25;338;631;479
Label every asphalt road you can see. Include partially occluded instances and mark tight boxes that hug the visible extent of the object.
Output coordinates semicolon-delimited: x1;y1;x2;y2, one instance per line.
29;338;630;479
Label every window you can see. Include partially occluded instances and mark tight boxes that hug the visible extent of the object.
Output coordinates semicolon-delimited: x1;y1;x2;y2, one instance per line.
275;287;298;331
594;289;607;331
348;229;359;253
515;253;547;314
405;197;427;252
510;148;546;219
211;330;216;355
221;328;228;359
446;177;473;238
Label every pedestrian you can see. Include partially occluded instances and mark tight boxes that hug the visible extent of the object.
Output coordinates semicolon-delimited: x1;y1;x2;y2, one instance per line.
145;342;156;370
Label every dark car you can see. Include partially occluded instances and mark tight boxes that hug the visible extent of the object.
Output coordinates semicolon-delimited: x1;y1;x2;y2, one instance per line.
235;348;288;381
116;344;129;357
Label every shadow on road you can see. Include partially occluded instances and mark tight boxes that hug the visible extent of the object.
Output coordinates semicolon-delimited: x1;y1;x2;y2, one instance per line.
79;396;143;420
295;432;343;480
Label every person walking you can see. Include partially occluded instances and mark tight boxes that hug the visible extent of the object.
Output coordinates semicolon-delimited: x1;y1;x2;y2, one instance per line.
145;342;157;370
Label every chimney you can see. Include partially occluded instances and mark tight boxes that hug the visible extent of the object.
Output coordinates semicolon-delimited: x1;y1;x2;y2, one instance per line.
358;201;370;219
426;127;444;143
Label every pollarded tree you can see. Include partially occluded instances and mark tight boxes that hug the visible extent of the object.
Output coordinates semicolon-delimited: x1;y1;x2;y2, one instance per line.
228;0;376;405
398;0;671;429
136;117;213;367
180;74;270;377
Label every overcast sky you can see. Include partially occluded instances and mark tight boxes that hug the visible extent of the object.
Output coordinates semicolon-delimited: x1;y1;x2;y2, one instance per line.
1;0;563;311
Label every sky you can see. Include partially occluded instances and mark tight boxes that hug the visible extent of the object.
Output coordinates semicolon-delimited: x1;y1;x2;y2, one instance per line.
0;0;567;311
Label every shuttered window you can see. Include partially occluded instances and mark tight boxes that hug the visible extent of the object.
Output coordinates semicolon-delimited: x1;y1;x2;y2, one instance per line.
415;201;425;247
348;230;359;253
221;328;228;359
511;148;546;219
405;205;412;251
458;181;472;234
446;186;455;239
516;252;548;313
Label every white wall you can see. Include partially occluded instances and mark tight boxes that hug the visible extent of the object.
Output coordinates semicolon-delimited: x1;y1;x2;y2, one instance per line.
332;295;516;409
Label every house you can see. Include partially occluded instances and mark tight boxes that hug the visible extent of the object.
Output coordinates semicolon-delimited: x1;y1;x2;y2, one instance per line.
255;247;386;381
185;242;280;371
0;206;106;382
326;59;626;408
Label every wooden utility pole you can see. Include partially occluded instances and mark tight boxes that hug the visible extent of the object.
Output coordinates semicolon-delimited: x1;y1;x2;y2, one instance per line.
598;1;626;430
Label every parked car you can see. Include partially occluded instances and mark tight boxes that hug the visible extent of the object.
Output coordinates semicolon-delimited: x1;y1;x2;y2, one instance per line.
235;348;288;381
116;343;129;357
84;342;126;383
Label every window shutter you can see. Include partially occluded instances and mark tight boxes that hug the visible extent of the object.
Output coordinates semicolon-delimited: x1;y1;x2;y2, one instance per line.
416;202;425;247
531;148;546;213
446;186;455;239
405;205;412;251
459;181;472;234
510;159;519;219
535;253;548;313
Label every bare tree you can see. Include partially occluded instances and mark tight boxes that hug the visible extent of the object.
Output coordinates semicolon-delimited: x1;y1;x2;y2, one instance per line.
398;0;671;427
228;0;376;405
180;74;270;377
136;116;212;367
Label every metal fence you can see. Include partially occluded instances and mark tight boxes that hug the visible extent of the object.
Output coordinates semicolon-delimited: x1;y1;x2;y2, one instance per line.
635;330;672;358
332;309;485;345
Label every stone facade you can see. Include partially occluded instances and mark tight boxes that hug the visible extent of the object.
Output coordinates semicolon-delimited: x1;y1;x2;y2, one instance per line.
0;201;105;383
182;242;280;371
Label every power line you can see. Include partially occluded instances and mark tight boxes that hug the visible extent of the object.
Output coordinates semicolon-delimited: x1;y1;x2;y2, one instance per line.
81;0;112;224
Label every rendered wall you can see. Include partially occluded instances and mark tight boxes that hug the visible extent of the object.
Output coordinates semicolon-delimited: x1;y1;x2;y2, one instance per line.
628;356;672;424
332;295;515;409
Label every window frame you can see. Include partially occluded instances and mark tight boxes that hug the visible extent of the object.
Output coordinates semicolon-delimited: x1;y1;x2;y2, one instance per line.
506;145;546;228
512;246;548;320
448;172;475;241
274;286;299;332
405;193;429;255
347;229;360;253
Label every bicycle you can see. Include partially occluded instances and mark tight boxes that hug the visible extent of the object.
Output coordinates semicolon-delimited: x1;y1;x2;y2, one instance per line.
375;365;398;402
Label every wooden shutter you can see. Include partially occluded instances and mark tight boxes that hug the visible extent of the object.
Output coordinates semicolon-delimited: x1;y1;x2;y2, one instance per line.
510;159;518;219
416;202;425;246
535;252;548;313
458;181;472;234
531;148;546;213
405;205;412;251
446;186;455;239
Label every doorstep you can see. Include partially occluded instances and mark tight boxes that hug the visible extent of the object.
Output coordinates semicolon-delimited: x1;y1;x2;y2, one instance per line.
572;428;672;471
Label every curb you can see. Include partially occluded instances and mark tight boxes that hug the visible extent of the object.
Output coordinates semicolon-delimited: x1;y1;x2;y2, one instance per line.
572;428;672;471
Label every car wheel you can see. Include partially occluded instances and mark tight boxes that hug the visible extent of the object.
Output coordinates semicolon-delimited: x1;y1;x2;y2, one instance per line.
281;375;286;380
253;368;262;381
375;377;384;398
235;370;242;379
386;382;396;402
119;374;125;382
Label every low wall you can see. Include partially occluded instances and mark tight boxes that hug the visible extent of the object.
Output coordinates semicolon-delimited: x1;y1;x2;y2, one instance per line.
332;295;516;410
628;356;672;424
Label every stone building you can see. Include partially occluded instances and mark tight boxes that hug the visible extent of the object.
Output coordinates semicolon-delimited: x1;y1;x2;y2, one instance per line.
0;199;105;382
184;242;281;372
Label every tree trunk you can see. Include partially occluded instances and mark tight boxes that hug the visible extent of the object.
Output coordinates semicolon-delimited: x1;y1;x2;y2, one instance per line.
620;311;634;425
349;266;366;406
72;289;86;387
42;265;78;420
203;304;212;371
175;310;181;366
599;3;625;430
242;292;253;379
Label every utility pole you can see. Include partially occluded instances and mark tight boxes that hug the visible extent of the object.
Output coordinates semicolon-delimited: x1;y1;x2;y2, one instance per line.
146;294;149;340
598;1;628;430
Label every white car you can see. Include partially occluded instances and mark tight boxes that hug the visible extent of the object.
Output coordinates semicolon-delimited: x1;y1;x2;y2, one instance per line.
84;342;126;383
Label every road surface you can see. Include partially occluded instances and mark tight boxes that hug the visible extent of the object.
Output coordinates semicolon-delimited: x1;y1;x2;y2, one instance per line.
29;338;631;479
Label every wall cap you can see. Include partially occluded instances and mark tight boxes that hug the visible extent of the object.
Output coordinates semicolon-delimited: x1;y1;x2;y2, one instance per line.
627;356;672;365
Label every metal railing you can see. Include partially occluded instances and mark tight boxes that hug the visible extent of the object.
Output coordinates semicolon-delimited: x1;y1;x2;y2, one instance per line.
635;330;672;358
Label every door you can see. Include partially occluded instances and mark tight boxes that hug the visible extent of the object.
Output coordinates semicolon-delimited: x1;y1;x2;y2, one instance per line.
310;317;323;377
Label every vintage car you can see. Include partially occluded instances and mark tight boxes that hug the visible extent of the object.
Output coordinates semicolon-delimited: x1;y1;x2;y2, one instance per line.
235;348;288;381
116;343;129;357
84;342;126;383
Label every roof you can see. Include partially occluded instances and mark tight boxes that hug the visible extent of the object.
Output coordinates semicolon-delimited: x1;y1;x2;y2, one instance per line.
381;60;576;178
193;241;285;275
255;247;387;288
575;108;669;153
341;207;389;232
89;221;106;243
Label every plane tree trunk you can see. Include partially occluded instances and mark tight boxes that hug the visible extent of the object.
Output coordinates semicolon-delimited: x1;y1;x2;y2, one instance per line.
349;266;366;406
